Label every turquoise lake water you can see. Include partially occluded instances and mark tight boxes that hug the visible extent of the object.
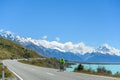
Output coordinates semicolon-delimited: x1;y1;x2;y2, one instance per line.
66;64;120;74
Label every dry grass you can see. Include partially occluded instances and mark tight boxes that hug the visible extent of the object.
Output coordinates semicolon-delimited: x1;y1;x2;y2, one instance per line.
0;63;12;78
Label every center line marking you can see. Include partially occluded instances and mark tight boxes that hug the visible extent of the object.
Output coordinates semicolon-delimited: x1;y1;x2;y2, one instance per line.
32;69;35;71
46;72;54;76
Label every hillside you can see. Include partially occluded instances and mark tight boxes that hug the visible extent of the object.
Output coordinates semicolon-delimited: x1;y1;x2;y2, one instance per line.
0;37;41;59
1;31;120;62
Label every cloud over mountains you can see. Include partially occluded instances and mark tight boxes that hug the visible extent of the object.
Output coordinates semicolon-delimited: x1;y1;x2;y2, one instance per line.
0;29;120;56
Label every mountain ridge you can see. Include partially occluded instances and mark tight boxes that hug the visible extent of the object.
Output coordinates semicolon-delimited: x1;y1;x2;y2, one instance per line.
1;30;120;56
1;30;120;62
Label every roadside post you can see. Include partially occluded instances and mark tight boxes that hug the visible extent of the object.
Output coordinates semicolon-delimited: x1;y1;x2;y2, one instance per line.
2;62;4;80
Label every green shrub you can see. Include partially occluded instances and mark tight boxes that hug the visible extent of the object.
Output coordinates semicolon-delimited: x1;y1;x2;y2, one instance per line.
113;72;120;77
97;67;112;75
75;64;84;71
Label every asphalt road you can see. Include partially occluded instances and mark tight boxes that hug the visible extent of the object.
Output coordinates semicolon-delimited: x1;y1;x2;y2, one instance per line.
3;60;120;80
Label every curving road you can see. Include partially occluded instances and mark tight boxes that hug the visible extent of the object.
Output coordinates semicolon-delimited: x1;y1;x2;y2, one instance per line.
3;60;119;80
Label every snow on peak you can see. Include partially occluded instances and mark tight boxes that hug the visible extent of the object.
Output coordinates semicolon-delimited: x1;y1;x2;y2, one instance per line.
0;29;120;56
0;30;15;40
0;30;94;54
96;44;120;56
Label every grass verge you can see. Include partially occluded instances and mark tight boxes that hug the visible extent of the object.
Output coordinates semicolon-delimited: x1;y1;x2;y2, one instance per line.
74;64;120;78
19;58;70;69
0;63;13;79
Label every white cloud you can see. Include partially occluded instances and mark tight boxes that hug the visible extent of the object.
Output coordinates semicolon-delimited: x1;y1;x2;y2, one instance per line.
55;37;60;42
35;40;94;54
0;29;94;54
61;42;94;54
42;35;47;40
2;29;120;56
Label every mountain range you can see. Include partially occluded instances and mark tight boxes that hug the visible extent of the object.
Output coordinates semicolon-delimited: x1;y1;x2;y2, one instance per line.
1;30;120;62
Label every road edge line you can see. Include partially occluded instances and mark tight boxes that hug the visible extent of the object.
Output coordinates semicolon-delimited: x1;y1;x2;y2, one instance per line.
8;68;23;80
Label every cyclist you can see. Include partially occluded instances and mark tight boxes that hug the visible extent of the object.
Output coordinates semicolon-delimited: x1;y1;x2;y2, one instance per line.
59;58;65;71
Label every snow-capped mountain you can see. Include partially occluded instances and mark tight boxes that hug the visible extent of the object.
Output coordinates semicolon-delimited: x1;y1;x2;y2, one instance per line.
95;44;120;56
1;30;120;62
0;30;95;54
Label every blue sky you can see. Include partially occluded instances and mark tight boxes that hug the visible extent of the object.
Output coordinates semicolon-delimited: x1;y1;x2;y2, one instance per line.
0;0;120;48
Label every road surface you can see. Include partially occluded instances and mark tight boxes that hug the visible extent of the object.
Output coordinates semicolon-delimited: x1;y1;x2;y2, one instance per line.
3;60;120;80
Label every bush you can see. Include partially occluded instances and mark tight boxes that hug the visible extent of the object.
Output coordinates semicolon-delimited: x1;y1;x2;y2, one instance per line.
75;64;84;71
114;72;120;77
97;67;112;75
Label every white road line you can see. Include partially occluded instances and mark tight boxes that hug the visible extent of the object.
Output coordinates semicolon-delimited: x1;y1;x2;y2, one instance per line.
7;67;23;80
32;69;35;71
46;72;54;76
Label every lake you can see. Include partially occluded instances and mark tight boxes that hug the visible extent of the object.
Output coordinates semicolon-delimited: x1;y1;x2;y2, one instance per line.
66;63;120;74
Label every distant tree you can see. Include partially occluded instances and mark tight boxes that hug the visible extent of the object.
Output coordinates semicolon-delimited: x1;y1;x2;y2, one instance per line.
115;72;120;75
75;64;84;71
